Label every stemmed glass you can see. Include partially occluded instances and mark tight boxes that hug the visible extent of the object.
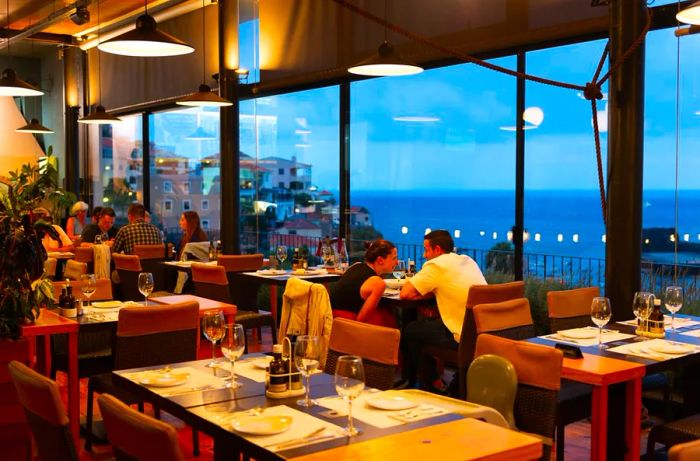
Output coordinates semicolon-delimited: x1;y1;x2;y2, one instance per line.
80;274;97;309
202;311;225;368
334;355;365;436
393;260;406;281
294;335;321;407
665;286;684;332
276;245;288;270
137;272;154;305
632;291;653;336
220;324;246;388
591;297;612;349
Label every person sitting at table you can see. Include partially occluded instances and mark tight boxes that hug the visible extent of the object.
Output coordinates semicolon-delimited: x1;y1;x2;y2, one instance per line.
112;203;163;254
66;201;89;242
399;229;486;393
81;207;117;244
178;211;208;259
32;207;74;253
91;206;103;224
329;239;397;327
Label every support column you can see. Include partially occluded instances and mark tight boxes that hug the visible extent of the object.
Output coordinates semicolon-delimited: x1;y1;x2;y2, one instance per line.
513;52;525;280
219;0;241;253
605;0;645;321
63;46;82;197
339;81;350;243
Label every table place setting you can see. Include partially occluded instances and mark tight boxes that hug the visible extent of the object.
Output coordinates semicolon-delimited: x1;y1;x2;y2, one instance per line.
540;327;635;347
607;338;700;361
119;366;230;397
218;357;269;383
618;317;700;330
316;390;448;428
82;301;143;322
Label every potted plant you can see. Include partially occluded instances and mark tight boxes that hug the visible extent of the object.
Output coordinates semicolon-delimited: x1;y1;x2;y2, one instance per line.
0;153;70;338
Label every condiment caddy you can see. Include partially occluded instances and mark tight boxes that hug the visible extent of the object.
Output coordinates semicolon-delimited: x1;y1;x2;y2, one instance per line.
265;337;305;399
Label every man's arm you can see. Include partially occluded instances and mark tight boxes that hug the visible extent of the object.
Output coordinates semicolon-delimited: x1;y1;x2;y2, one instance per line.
400;280;429;300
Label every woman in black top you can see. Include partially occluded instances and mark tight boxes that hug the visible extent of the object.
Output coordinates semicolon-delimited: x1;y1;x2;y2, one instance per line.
330;239;397;327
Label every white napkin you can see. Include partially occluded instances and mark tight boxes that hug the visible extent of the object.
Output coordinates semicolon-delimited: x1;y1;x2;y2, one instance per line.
608;339;699;361
541;328;634;347
215;360;267;383
119;366;229;396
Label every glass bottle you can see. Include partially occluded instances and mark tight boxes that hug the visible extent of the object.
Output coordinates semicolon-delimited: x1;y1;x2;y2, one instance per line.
208;241;216;261
268;344;288;393
647;298;665;338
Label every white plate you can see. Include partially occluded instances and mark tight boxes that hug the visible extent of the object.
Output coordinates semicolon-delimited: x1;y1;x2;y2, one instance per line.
256;269;287;276
139;371;190;387
91;301;122;309
649;342;696;355
385;279;406;290
557;328;598;340
252;356;274;369
231;415;293;435
366;393;418;411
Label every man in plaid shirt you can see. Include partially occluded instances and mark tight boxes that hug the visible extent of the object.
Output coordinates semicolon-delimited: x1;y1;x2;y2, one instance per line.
112;203;163;254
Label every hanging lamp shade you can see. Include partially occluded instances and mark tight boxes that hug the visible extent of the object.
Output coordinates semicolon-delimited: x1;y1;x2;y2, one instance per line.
678;1;700;24
185;126;216;140
16;118;53;133
78;105;122;125
0;68;43;96
348;41;423;77
177;84;232;107
97;13;194;57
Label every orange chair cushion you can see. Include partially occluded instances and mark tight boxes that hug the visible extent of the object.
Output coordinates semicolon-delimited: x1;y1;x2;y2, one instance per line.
473;298;533;334
117;302;200;337
328;318;400;366
73;246;94;263
218;254;264;272
669;439;700;461
191;263;228;285
475;334;562;391
44;258;57;277
113;254;142;271
63;260;87;281
52;278;113;302
547;287;600;319
133;244;165;260
466;281;525;309
8;361;69;426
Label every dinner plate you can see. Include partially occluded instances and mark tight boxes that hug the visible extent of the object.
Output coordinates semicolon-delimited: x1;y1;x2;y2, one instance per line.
557;328;598;340
91;301;123;309
231;415;293;435
649;342;696;355
256;269;287;276
139;372;190;387
252;356;274;369
366;393;418;411
385;279;407;290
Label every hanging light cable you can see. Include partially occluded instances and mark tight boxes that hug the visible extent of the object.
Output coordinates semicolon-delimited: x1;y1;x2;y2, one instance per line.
0;0;43;96
177;0;232;107
98;0;194;57
17;14;52;133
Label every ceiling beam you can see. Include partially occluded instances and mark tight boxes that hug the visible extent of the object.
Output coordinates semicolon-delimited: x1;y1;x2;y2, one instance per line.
0;28;77;46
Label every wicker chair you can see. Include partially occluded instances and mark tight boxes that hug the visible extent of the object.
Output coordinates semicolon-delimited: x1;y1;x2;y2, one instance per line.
63;259;87;281
323;318;400;390
421;281;525;399
85;301;200;453
134;244;168;291
8;360;78;461
191;262;277;350
44;257;57;278
0;339;32;461
669;438;700;461
98;393;185;461
474;334;562;461
647;414;700;460
73;246;94;273
113;254;145;301
546;287;600;332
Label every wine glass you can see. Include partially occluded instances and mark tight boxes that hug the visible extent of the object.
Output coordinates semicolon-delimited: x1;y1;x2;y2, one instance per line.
664;286;683;331
393;260;406;281
591;297;612;349
220;324;246;388
276;245;288;270
94;234;102;245
202;310;225;368
294;335;321;407
632;291;653;336
80;274;97;309
137;272;154;305
334;355;365;436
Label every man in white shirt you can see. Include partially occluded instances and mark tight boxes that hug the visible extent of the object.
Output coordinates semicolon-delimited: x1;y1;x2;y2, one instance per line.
399;230;486;391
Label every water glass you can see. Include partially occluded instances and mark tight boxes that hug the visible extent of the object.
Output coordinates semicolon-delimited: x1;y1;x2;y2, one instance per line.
94;234;102;245
632;291;653;336
137;272;154;305
664;286;683;331
220;324;246;388
393;260;406;281
334;355;365;436
591;297;612;349
80;274;97;308
276;245;288;269
202;310;225;368
294;335;321;407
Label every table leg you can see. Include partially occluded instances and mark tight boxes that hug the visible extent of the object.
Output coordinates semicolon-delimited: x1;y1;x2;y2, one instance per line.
68;331;79;449
624;378;642;461
590;385;608;461
269;285;278;322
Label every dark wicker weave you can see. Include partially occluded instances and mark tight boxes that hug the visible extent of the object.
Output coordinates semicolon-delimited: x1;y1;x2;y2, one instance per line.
549;315;592;333
515;384;558;460
116;268;142;302
647;414;700;459
324;348;396;391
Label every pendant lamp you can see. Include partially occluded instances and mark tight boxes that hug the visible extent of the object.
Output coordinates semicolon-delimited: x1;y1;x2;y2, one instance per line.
79;1;121;124
677;2;700;25
16;118;53;133
177;0;231;106
98;1;193;57
0;0;43;96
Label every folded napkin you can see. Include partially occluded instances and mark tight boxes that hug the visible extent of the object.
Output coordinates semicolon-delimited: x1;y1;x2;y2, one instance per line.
540;328;634;347
608;339;699;361
214;359;267;383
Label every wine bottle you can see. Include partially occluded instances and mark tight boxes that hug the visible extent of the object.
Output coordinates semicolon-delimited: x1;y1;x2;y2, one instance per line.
268;345;288;393
208;241;215;261
647;298;665;338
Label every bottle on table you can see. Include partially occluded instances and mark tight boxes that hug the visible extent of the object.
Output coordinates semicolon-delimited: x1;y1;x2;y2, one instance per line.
268;344;288;393
292;247;300;271
647;298;665;338
407;258;416;277
208;241;216;262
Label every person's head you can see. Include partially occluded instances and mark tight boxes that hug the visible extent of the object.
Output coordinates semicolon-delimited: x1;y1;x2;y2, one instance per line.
179;211;202;237
70;201;89;219
127;203;146;223
98;207;116;233
365;239;397;274
32;207;52;224
423;230;454;260
92;206;103;224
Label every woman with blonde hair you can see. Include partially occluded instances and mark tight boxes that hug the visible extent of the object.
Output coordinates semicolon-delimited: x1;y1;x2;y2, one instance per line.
66;201;89;242
178;211;208;259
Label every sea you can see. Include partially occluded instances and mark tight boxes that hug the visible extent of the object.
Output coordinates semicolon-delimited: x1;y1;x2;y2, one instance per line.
350;189;700;262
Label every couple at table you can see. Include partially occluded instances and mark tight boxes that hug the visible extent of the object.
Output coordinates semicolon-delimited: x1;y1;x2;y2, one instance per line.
331;230;486;392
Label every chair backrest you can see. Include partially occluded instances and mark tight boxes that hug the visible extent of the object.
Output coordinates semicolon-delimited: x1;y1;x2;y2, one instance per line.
191;263;233;304
133;244;165;260
475;334;562;444
8;360;77;461
669;439;700;461
98;393;185;461
52;278;113;302
218;254;264;272
324;318;400;390
113;254;143;301
473;298;535;339
44;257;57;277
467;354;517;428
547;287;600;332
63;260;87;281
114;301;199;370
113;254;142;271
73;246;94;263
0;339;31;460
